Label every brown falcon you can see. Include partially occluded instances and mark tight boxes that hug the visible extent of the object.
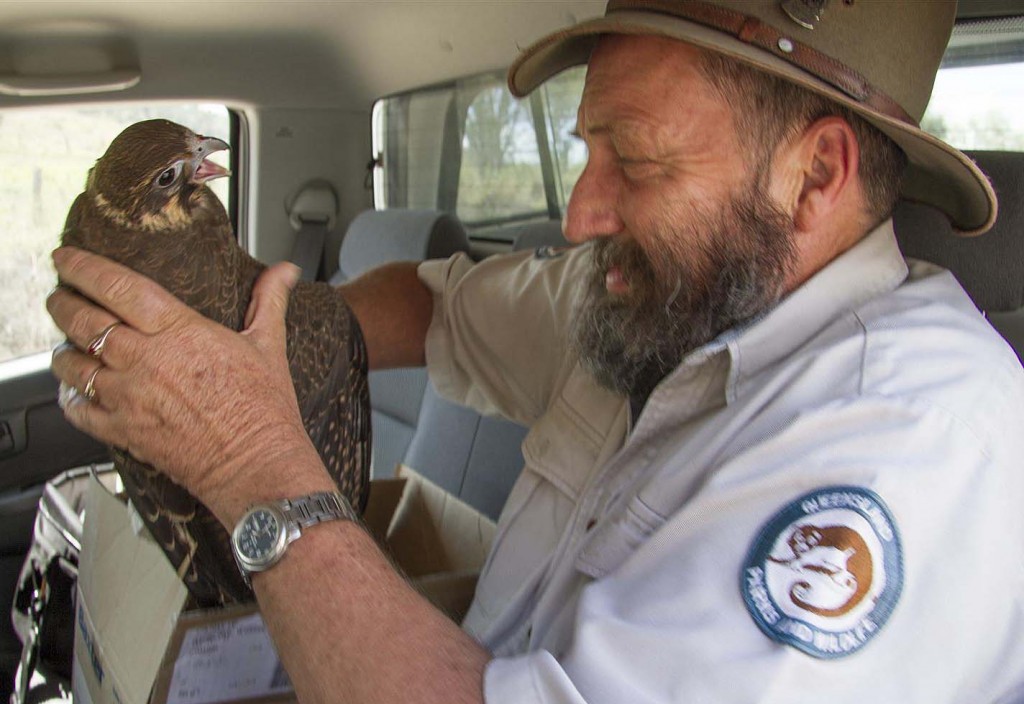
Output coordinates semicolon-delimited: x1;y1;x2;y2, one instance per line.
61;119;371;607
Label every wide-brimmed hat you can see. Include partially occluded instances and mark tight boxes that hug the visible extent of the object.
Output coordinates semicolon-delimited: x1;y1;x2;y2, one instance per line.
508;0;996;236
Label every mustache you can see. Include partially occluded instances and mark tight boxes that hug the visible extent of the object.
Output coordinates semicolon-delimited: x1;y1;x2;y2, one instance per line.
593;238;641;287
592;237;663;296
590;236;692;311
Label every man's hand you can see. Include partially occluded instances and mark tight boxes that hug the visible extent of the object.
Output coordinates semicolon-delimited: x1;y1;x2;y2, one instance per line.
47;246;315;521
47;248;490;704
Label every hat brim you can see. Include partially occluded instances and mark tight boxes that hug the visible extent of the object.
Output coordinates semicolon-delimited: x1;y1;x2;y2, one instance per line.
508;11;997;236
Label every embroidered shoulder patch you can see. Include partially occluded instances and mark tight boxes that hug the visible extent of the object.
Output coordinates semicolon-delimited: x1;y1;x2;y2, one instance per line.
740;486;903;659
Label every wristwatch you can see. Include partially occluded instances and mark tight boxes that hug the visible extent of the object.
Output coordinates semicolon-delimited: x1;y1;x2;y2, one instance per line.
231;491;357;586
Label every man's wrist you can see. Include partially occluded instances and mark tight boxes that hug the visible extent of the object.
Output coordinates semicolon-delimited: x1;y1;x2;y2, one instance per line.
206;435;337;528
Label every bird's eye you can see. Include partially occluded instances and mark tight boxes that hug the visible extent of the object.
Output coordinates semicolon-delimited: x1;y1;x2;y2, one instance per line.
155;162;183;188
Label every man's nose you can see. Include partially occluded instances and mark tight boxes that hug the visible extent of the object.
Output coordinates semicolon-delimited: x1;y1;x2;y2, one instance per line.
562;160;624;244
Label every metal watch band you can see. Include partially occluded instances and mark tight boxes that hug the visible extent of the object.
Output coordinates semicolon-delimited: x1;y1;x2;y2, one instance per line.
232;490;359;586
280;491;358;529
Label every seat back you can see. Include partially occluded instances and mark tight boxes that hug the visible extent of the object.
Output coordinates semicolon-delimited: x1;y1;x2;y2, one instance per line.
330;209;470;285
894;150;1024;360
400;223;570;519
404;386;529;520
331;209;470;478
512;219;570;252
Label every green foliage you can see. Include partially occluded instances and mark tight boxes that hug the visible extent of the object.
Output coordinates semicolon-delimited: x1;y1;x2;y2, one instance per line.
920;113;950;141
458;162;546;223
921;108;1024;150
455;68;588;224
543;66;587;204
458;86;546;222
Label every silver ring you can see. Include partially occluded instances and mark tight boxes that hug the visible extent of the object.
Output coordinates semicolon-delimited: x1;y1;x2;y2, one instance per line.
86;322;122;359
82;365;102;403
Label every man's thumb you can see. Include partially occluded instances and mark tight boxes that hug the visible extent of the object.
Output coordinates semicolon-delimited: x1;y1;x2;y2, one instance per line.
243;262;301;337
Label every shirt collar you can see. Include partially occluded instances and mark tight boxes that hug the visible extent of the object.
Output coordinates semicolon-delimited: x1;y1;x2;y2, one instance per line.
723;219;909;400
652;219;908;409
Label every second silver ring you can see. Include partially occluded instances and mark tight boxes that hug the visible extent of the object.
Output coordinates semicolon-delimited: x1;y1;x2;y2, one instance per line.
82;365;102;403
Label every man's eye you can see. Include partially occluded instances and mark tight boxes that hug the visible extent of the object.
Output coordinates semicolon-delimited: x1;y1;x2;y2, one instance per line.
619;158;661;180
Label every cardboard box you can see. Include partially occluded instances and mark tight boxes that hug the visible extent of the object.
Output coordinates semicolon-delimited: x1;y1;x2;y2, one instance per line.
72;465;496;704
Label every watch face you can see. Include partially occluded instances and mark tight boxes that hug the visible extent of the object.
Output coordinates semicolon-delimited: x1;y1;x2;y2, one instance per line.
234;506;286;570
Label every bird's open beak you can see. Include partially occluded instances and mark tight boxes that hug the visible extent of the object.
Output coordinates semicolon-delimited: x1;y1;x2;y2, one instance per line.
190;136;231;185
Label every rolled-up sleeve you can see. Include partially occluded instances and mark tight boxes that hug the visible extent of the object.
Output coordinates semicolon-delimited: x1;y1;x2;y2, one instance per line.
418;247;589;426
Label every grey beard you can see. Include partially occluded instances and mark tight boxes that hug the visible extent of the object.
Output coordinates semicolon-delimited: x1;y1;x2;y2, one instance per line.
569;184;796;400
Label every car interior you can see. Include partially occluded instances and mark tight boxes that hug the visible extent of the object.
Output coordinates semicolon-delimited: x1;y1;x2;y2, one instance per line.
0;1;1022;701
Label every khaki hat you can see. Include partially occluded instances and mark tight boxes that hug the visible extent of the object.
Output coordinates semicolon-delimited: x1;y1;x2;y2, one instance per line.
508;0;997;236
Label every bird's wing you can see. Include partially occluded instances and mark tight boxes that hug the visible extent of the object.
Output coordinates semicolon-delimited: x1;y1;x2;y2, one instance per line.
114;449;251;606
62;192;87;235
287;282;372;513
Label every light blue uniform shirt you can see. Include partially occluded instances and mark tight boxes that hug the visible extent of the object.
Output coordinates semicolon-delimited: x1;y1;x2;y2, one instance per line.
419;221;1024;703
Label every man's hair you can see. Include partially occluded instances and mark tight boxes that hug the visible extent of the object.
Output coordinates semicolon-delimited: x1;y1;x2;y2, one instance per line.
698;52;908;227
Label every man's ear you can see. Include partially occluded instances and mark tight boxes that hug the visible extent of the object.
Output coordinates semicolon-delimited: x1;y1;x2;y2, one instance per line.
779;116;861;233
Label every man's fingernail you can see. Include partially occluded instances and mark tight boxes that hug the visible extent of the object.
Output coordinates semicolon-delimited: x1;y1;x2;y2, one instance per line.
58;382;80;411
285;263;301;288
52;342;72;363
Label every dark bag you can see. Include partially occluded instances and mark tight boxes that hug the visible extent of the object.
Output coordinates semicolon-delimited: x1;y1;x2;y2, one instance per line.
10;466;101;704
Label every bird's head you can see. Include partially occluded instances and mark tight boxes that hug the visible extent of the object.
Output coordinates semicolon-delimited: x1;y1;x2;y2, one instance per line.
88;119;231;231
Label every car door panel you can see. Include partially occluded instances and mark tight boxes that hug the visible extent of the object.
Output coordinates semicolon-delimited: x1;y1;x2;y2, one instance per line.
0;369;109;495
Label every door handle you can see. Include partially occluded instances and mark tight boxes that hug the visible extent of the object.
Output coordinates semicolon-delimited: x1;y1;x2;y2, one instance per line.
0;412;27;459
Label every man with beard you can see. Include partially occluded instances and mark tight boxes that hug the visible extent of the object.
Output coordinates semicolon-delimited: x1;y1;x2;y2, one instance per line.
48;1;1024;702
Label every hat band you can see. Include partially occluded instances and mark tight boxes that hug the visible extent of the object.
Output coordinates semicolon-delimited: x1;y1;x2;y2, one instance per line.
607;0;916;126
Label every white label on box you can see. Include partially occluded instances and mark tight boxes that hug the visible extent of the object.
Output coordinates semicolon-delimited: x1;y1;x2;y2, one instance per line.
166;613;292;704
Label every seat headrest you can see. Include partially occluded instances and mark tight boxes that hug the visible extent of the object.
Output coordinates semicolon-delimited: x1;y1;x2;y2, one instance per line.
334;209;470;283
512;220;570;252
894;150;1024;312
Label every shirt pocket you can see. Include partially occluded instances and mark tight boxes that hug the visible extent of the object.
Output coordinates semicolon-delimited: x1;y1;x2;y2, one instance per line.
575;493;668;579
470;365;625;624
464;467;564;636
521;363;625;501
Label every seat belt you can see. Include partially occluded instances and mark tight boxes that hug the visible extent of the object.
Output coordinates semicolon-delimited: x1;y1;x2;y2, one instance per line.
290;219;329;282
286;180;339;281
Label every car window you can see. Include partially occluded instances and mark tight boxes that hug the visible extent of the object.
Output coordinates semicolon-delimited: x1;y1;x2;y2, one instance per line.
0;104;233;368
456;82;547;225
922;17;1024;150
373;67;585;238
543;67;588;214
374;18;1024;241
922;61;1024;149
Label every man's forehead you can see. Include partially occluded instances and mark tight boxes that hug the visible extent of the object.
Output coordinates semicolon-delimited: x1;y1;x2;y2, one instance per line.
576;36;729;141
575;107;675;151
